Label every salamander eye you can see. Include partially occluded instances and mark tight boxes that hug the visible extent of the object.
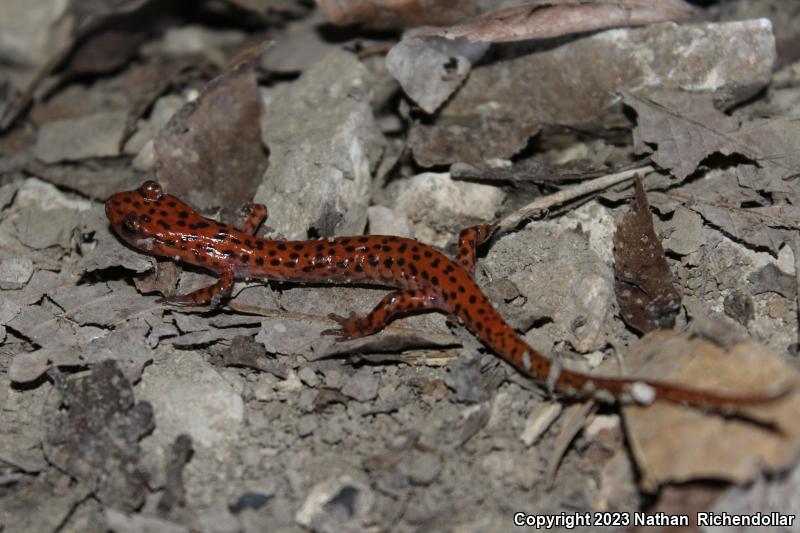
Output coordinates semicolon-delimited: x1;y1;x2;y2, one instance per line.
121;213;141;235
139;180;164;201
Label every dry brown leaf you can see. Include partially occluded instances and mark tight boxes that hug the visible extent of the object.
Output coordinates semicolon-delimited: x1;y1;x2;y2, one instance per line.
619;331;800;492
154;42;269;221
410;0;696;43
688;202;796;254
627;91;800;180
316;0;478;29
613;177;681;333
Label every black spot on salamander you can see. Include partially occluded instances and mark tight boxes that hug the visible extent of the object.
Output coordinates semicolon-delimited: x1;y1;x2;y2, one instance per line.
254;241;264;249
277;243;287;251
368;255;379;267
383;258;393;268
176;220;186;227
244;239;252;247
230;237;242;245
424;250;433;258
241;254;250;263
290;252;300;260
167;201;177;208
193;221;210;230
140;214;152;223
397;258;406;266
157;220;171;230
431;258;441;268
316;243;326;252
293;243;304;251
412;254;421;261
469;294;476;304
178;211;189;218
398;243;407;253
354;264;364;273
255;257;264;266
159;210;168;217
409;264;418;276
358;237;369;243
270;258;280;266
431;276;439;286
339;238;351;245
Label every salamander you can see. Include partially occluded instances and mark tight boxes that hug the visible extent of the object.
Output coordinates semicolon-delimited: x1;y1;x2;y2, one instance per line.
105;180;784;410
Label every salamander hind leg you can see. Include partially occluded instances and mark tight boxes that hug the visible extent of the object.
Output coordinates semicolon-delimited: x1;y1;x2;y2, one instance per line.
321;289;445;340
240;203;268;236
456;223;498;275
158;269;233;307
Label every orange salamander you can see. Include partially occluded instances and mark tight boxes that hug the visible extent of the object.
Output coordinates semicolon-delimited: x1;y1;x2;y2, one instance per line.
106;180;783;410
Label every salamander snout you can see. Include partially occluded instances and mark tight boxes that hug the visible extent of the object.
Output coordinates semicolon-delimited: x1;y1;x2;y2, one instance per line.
105;182;162;240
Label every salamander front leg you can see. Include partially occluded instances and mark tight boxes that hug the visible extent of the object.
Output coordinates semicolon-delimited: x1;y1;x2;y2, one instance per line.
158;269;233;307
456;223;497;275
321;289;445;340
240;203;268;236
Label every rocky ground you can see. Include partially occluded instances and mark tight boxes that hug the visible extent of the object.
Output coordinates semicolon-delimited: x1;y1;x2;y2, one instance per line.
1;1;800;532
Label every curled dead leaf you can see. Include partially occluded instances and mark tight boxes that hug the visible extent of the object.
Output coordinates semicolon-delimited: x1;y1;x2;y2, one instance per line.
617;331;800;491
316;0;478;28
410;0;697;43
613;177;681;333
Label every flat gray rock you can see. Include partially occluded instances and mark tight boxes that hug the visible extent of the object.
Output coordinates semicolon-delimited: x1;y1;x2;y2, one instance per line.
255;50;386;238
33;111;128;163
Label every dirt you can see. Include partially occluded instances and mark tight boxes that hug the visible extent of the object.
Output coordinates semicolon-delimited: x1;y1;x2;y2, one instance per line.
1;1;800;532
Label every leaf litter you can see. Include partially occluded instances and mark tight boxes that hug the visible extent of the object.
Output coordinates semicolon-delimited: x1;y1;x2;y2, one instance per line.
1;1;800;531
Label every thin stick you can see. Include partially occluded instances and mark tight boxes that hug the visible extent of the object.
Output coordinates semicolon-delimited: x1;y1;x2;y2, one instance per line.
495;164;655;234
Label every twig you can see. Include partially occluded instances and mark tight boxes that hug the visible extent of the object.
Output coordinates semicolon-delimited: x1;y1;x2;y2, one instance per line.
495;164;655;234
546;400;595;488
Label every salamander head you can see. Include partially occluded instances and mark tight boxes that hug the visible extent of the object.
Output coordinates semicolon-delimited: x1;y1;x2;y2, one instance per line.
105;180;184;249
